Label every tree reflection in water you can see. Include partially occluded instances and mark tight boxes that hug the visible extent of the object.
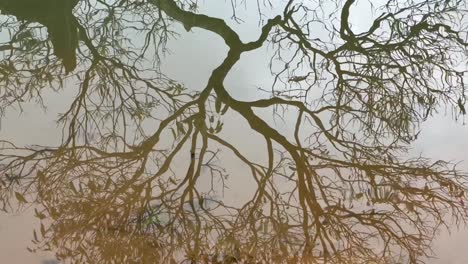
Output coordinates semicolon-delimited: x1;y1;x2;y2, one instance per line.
0;0;468;263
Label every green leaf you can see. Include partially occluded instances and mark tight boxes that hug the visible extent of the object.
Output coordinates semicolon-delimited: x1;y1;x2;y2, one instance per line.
37;170;45;180
40;223;46;237
15;192;28;203
215;121;223;133
33;230;38;242
176;121;186;134
221;104;229;115
169;177;177;185
170;127;177;139
34;208;46;220
215;98;222;113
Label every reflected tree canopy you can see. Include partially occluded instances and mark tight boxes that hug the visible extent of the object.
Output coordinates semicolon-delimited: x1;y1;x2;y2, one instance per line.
0;0;468;263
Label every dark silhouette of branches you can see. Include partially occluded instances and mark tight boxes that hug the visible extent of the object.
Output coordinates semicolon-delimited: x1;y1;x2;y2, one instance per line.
0;0;468;263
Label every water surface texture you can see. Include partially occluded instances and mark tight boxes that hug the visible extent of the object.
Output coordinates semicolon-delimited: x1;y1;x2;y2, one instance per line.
1;0;468;263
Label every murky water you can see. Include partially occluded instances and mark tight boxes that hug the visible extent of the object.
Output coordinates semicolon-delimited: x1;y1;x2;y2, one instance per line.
1;0;468;263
